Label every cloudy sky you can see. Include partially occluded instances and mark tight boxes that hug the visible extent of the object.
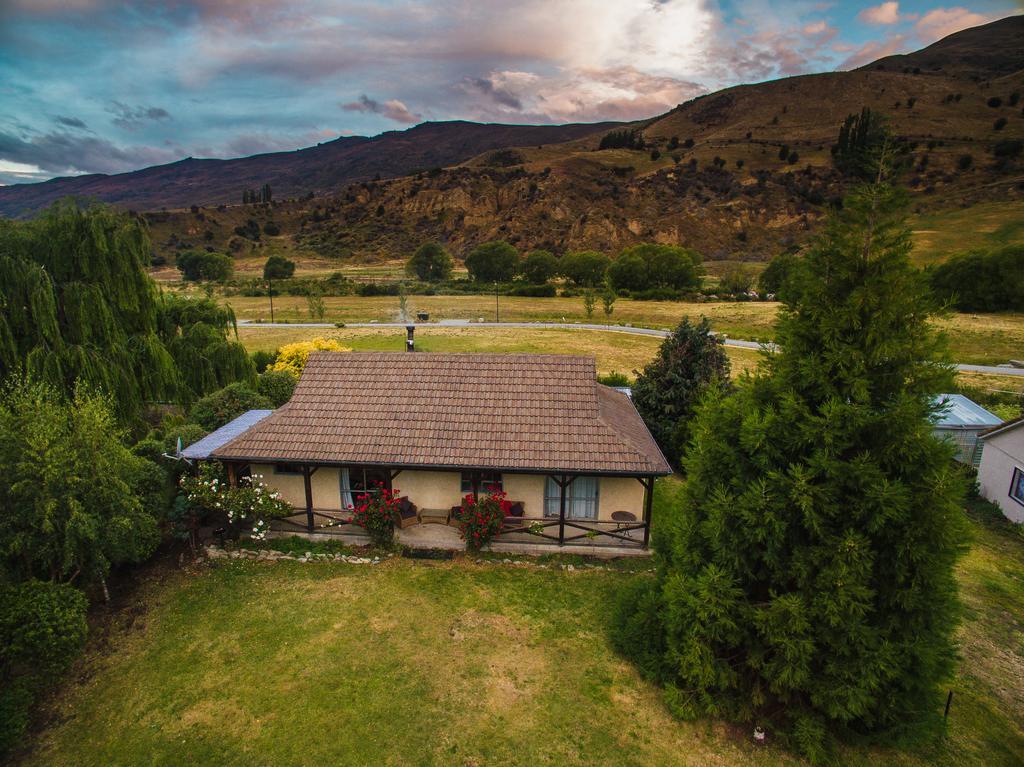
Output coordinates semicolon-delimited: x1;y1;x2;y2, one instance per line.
0;0;1018;185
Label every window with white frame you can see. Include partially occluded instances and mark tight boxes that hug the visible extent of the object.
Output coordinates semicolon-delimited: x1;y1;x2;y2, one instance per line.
1011;467;1024;507
544;476;599;520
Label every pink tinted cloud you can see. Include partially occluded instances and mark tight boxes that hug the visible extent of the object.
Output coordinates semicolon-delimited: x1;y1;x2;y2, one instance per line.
858;2;902;25
840;34;909;68
914;7;994;41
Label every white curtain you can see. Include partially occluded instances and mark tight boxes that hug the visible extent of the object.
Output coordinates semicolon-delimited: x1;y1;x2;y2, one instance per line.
340;468;354;509
544;476;599;519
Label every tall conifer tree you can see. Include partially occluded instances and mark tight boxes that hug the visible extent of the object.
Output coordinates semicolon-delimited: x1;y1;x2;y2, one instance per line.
621;184;967;759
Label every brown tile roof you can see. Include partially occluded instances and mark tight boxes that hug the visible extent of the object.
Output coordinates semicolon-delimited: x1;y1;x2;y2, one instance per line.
213;352;671;475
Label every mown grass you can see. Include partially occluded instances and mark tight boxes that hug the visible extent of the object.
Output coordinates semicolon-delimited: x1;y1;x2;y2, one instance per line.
18;503;1024;767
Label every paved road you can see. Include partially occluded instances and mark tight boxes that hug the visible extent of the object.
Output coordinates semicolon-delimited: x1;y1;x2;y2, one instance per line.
237;320;1023;377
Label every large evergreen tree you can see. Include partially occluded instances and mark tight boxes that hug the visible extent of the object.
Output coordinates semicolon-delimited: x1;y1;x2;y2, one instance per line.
618;184;967;760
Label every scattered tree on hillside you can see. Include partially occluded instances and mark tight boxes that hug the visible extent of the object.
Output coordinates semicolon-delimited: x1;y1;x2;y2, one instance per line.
263;254;296;280
521;249;558;284
631;318;729;466
560;250;611;287
832;107;896;179
176;250;233;281
406;241;454;282
599;129;646;150
465;240;520;283
615;183;966;760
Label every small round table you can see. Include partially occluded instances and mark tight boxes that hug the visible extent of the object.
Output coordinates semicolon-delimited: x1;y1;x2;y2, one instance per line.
611;510;637;529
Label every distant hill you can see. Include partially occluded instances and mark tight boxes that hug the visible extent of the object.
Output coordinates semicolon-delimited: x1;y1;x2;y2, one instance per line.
0;121;620;217
5;16;1023;265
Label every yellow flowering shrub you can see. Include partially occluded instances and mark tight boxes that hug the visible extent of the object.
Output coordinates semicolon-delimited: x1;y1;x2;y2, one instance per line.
270;337;351;377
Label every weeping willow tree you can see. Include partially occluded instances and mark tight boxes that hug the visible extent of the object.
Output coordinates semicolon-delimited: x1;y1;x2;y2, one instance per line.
156;293;254;400
0;199;252;419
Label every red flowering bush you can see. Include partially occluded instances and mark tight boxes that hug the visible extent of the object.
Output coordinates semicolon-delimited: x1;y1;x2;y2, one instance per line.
455;488;510;552
350;483;401;547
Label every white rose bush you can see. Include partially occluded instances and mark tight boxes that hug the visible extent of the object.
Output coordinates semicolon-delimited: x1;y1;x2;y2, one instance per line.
180;464;291;541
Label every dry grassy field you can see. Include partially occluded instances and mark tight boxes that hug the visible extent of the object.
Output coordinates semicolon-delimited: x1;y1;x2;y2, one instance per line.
211;292;1023;366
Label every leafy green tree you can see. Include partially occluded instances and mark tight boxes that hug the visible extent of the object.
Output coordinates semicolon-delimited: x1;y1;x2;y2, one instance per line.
602;289;616;318
606;252;648;292
560;250;611;287
0;381;162;585
631;318;729;466
758;251;801;297
464;240;519;282
928;244;1024;312
610;244;702;292
406;242;454;282
0;200;179;420
189;382;272;431
583;289;596;318
176;250;233;282
718;263;757;295
521;250;559;284
256;369;296;407
307;289;326;320
622;184;967;760
263;254;295;280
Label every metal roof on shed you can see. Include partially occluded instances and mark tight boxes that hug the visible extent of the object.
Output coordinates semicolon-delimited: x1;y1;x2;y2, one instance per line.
181;410;274;459
932;394;1002;429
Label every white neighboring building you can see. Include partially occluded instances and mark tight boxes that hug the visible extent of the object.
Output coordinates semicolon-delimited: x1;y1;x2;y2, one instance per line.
977;417;1024;523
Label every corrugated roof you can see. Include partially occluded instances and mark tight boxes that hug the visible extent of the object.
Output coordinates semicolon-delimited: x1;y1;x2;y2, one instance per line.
932;394;1002;429
213;352;671;475
182;410;274;459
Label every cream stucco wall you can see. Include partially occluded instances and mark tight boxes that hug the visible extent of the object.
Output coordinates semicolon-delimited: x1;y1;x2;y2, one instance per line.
978;429;1024;524
251;463;650;522
599;476;647;520
251;464;342;510
393;470;461;509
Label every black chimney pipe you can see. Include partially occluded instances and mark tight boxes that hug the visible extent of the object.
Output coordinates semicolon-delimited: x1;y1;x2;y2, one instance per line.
406;324;415;352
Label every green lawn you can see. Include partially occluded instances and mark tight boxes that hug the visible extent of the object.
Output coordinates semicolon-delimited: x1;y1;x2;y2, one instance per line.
18;494;1024;767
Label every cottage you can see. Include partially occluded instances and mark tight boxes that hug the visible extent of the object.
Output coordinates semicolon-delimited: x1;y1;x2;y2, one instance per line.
188;352;671;549
977;417;1024;523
